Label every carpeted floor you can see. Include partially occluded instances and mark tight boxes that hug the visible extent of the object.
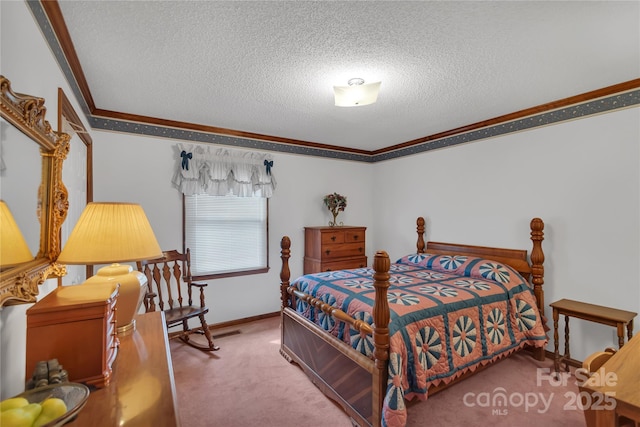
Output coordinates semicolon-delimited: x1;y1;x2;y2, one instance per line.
170;316;586;427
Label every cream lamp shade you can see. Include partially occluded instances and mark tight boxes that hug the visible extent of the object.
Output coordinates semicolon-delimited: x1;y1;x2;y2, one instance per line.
0;200;34;267
333;78;381;107
57;202;163;335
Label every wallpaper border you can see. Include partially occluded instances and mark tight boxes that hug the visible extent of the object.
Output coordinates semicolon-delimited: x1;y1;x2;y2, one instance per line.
28;1;640;164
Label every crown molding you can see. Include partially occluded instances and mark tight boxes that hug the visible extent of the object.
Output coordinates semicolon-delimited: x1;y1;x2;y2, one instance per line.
31;0;640;163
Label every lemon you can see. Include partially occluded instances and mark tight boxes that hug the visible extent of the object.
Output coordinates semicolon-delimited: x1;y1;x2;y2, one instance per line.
0;397;29;412
0;403;42;427
33;398;67;427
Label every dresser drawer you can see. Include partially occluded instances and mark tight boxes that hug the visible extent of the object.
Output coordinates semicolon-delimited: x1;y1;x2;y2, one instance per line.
321;258;368;272
106;309;117;347
344;229;365;243
321;242;365;259
304;256;368;273
321;230;345;244
320;229;365;245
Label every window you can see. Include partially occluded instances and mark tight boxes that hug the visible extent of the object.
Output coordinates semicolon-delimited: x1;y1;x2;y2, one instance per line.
173;144;275;279
185;194;268;279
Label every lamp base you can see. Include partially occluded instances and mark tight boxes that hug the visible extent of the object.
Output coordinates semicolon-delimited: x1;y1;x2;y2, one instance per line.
84;264;147;335
117;319;136;336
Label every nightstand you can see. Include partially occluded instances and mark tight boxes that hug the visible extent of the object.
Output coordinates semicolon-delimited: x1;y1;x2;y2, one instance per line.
303;226;367;274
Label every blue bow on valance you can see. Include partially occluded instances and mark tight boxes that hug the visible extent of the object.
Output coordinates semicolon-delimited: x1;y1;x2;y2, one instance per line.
264;159;273;175
181;151;193;170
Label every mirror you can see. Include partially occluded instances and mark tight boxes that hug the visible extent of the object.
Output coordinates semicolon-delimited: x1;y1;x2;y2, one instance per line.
0;123;40;254
0;75;70;306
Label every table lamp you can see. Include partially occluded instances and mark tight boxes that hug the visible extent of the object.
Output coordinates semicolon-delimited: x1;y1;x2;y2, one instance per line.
0;200;34;267
57;202;163;335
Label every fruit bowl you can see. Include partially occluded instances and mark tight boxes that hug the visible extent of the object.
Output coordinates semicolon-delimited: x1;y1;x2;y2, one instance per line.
14;383;90;427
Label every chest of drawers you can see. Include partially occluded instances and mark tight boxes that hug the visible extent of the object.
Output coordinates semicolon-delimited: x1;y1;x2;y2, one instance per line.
303;226;367;274
26;283;119;388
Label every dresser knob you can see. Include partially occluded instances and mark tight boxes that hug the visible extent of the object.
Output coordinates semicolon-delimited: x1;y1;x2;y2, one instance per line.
325;250;331;255
331;236;336;241
353;235;359;240
358;247;363;252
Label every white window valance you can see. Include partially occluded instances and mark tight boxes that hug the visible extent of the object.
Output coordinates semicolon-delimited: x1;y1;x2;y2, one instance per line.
172;144;276;197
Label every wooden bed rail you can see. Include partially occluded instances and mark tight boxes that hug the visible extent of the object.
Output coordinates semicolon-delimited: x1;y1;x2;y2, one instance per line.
279;238;392;341
287;286;374;335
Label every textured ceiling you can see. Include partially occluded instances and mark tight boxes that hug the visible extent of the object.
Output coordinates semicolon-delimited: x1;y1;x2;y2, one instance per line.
56;1;639;152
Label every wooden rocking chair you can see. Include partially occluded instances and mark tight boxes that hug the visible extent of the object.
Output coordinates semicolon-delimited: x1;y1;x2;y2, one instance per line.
137;249;220;352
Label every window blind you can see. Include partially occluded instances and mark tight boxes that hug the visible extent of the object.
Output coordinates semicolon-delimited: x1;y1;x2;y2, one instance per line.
185;195;267;276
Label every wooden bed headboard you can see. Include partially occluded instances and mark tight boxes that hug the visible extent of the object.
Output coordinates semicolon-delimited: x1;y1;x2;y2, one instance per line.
414;216;545;316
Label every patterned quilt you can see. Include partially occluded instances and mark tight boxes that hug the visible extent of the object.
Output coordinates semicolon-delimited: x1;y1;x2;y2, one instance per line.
289;253;548;427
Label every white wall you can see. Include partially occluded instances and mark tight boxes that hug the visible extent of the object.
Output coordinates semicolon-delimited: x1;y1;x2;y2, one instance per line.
91;131;375;322
92;108;640;364
372;108;640;361
2;0;639;400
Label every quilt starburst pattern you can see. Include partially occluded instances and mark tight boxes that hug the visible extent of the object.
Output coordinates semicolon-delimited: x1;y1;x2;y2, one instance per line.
289;253;548;427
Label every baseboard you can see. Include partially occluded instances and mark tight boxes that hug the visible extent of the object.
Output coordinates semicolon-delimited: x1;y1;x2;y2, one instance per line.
208;311;280;331
544;349;582;368
164;311;279;340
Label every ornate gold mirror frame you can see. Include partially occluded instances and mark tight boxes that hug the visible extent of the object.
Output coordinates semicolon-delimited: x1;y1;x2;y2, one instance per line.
0;76;70;306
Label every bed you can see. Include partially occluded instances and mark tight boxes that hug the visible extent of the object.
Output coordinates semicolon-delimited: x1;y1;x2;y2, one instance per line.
278;217;548;427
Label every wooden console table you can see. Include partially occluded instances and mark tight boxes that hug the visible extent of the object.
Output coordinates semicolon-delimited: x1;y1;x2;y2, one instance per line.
71;311;181;426
550;299;636;374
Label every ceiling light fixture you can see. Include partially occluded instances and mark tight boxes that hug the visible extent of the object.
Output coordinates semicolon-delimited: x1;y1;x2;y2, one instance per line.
333;78;381;107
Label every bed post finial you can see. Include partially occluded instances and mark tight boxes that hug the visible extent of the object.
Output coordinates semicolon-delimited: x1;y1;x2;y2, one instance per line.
529;218;544;302
280;236;291;310
530;218;547;335
416;217;426;253
372;251;391;352
372;250;390;423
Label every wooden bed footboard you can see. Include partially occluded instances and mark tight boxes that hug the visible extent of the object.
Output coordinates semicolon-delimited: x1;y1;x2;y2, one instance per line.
280;236;389;427
280;309;375;426
279;217;546;427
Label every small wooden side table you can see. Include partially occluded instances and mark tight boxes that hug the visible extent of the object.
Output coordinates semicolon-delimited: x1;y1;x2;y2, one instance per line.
550;298;636;374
